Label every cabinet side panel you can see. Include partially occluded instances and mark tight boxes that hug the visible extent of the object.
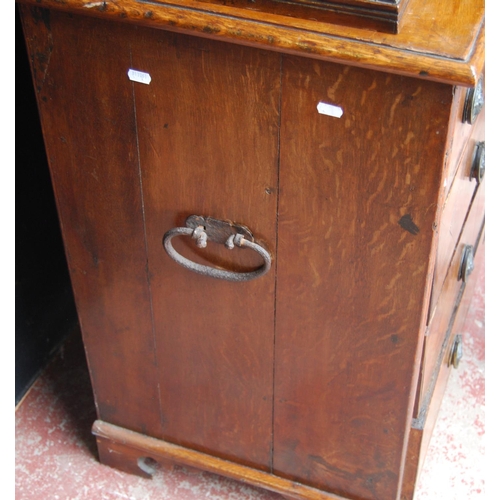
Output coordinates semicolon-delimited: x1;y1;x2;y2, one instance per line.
274;57;452;499
20;8;162;436
130;30;281;470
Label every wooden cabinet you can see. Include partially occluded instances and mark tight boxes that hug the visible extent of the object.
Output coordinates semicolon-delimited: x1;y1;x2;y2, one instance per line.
18;1;484;499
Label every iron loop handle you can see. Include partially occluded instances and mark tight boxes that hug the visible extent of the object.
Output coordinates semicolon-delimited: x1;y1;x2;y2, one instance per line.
163;226;271;282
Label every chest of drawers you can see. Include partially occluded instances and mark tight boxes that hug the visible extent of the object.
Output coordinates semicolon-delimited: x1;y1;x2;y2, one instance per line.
18;1;484;498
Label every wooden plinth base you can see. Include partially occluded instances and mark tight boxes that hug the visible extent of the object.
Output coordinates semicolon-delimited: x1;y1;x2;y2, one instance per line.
92;420;349;500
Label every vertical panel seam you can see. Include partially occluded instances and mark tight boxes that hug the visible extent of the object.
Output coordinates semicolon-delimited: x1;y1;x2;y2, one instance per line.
129;43;165;436
270;53;284;474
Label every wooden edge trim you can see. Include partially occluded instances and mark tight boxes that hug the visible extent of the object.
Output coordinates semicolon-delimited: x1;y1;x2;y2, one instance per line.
92;420;349;500
17;0;482;86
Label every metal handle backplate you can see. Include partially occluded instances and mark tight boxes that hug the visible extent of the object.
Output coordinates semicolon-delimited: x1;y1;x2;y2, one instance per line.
163;215;272;282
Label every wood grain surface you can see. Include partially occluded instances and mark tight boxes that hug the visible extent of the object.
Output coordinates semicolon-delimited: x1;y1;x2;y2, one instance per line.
16;0;484;86
130;28;281;470
19;4;486;499
20;6;163;436
273;57;453;500
93;419;352;500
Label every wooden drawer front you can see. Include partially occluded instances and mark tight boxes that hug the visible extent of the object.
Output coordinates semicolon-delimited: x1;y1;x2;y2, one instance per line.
402;333;456;500
402;232;484;500
443;82;485;200
420;179;484;411
430;110;485;317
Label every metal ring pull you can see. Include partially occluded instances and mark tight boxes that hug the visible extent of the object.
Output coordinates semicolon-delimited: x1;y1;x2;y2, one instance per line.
163;216;272;282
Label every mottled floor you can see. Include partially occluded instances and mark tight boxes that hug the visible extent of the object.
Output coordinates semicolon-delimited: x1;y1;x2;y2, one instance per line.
15;251;485;500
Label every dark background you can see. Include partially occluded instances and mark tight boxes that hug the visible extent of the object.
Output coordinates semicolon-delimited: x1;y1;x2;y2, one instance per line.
15;6;78;405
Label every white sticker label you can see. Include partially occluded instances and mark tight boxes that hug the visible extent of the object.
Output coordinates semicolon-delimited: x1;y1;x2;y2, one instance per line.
317;101;343;118
128;69;151;85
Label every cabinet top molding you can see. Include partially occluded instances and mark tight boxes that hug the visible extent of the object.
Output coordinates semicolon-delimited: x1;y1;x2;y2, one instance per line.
17;0;484;86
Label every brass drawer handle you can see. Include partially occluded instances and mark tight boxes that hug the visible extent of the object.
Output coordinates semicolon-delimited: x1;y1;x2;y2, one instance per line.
448;335;463;369
462;75;484;125
458;244;475;283
163;215;272;282
470;141;485;184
